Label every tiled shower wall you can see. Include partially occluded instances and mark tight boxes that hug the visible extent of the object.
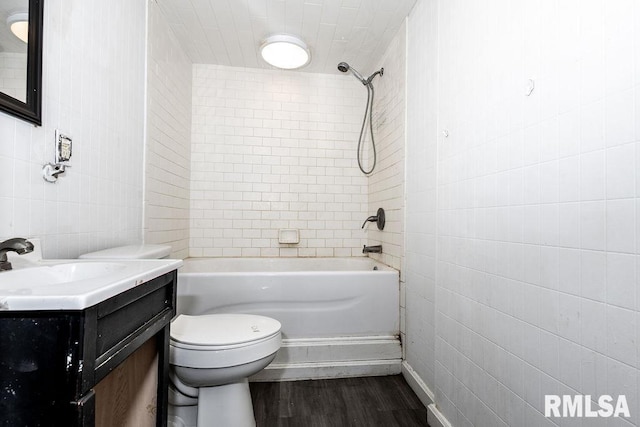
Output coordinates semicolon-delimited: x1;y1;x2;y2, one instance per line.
0;0;146;258
366;21;406;272
145;0;192;259
189;65;370;257
406;0;640;426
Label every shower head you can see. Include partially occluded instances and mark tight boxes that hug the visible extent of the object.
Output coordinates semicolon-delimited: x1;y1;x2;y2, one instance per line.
337;61;366;84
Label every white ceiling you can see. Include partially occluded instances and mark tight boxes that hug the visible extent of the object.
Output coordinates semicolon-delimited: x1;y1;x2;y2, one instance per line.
157;0;417;75
0;0;28;54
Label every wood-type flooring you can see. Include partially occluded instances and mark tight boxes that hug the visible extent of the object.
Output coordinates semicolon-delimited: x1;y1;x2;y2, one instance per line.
250;375;430;427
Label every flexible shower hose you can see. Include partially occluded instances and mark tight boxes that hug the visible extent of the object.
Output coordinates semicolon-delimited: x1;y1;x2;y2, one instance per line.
357;83;377;175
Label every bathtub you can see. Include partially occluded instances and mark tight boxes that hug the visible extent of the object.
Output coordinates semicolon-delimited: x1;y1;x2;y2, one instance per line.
177;257;401;381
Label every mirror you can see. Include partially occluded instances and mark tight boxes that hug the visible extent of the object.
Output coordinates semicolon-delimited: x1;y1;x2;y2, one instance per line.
0;0;42;126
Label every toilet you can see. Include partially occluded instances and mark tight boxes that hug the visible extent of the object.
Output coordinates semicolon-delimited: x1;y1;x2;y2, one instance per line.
169;313;281;427
80;244;282;427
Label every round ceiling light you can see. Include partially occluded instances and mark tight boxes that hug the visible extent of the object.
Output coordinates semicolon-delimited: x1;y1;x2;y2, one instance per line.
7;12;29;44
260;35;310;70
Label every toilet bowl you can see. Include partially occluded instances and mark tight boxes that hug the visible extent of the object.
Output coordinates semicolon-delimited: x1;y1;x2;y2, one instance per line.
169;313;281;427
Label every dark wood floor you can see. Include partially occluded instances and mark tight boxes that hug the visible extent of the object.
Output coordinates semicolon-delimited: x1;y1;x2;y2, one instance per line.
250;375;429;427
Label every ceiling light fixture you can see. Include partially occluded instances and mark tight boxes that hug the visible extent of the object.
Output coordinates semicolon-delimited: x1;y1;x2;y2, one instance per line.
260;35;310;70
7;12;29;44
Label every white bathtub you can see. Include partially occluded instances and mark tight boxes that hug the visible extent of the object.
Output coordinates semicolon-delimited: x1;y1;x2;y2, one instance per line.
177;257;401;381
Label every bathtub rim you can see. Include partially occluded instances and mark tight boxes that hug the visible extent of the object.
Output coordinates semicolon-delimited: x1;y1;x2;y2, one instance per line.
179;256;399;275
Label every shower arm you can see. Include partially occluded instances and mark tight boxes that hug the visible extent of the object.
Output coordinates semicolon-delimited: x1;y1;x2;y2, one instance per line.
365;68;384;85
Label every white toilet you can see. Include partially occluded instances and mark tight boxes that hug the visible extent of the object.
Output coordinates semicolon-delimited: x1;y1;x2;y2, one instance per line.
169;313;281;427
80;244;282;427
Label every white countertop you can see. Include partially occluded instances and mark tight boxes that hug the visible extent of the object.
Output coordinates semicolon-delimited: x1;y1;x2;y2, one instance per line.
0;258;183;311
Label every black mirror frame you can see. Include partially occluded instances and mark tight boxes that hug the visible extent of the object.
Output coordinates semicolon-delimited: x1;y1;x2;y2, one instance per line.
0;0;43;126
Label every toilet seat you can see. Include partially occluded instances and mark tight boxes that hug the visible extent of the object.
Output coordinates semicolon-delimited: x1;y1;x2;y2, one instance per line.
170;313;282;369
171;313;281;349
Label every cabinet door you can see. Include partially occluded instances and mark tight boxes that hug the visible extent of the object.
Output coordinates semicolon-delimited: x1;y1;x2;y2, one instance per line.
94;338;159;427
73;390;96;426
0;315;82;426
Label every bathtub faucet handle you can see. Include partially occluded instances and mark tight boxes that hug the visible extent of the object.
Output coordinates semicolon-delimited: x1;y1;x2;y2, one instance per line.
361;208;386;230
361;215;377;228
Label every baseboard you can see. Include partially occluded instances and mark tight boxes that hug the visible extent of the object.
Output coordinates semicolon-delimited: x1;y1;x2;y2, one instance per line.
250;336;402;381
274;336;402;364
251;359;402;382
427;403;453;427
401;361;434;408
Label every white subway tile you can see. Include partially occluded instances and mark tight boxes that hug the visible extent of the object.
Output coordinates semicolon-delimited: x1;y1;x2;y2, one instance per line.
581;299;607;353
606;305;637;366
189;63;380;257
581;249;607;302
558;203;581;249
605;89;636;147
580;201;606;251
606;143;636;200
580;150;606;201
606;252;637;310
606;199;636;253
581;100;605;153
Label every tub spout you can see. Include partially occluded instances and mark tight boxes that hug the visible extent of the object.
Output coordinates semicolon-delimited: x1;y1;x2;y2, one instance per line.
362;245;382;254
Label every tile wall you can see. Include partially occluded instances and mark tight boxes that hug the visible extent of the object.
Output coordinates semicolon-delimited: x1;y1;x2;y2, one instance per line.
405;0;439;398
145;0;192;259
366;21;406;272
189;65;370;257
0;0;146;258
406;0;640;426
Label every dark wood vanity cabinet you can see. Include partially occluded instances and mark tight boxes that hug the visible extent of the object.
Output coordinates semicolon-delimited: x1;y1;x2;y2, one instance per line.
0;270;177;427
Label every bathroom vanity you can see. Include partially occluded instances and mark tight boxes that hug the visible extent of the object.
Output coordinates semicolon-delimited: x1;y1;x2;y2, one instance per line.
0;259;181;427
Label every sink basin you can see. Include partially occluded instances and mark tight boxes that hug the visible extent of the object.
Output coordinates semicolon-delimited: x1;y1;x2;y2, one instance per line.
0;262;127;289
0;258;182;311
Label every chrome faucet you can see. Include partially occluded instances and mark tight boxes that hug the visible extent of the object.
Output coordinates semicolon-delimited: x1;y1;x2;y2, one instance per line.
0;238;34;271
362;245;382;254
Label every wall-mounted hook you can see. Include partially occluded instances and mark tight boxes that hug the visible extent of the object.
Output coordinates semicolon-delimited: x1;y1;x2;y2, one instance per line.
43;130;73;183
525;79;535;96
42;163;67;183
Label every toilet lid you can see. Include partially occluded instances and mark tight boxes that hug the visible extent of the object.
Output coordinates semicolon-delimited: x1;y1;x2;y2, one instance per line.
170;314;281;347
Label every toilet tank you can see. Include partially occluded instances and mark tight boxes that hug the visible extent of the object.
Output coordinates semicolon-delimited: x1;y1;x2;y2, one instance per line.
79;244;172;260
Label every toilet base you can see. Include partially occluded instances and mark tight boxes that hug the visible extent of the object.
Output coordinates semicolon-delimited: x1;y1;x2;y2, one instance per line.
168;405;197;427
197;378;256;427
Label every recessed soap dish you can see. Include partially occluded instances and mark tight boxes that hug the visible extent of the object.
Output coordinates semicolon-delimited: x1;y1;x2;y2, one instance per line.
278;229;300;244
